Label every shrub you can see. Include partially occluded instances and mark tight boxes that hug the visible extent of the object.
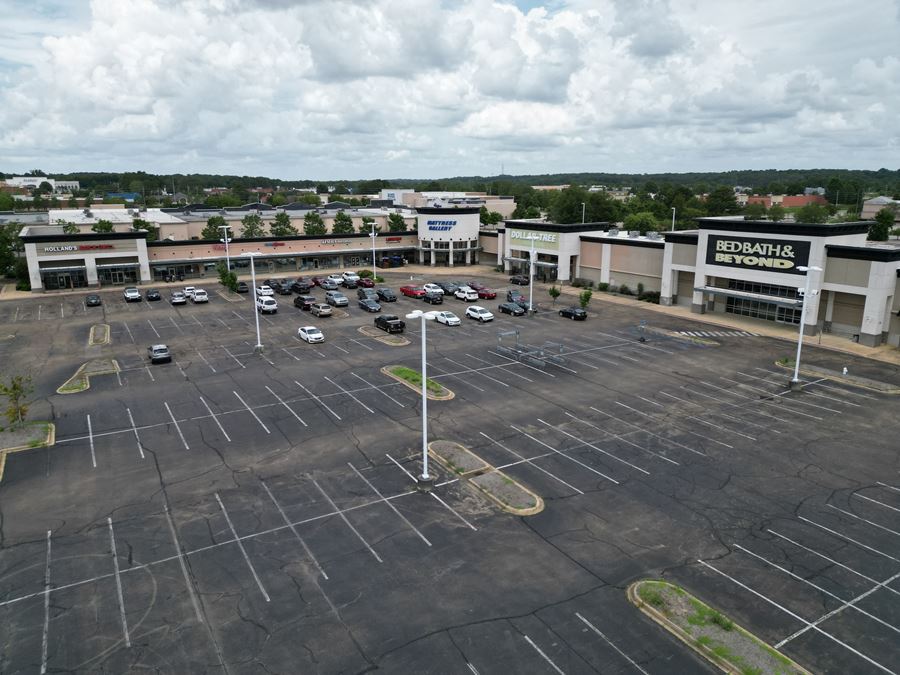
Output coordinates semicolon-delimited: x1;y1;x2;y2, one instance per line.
639;291;660;304
358;269;374;278
618;284;632;296
637;282;645;296
571;278;584;288
596;282;609;292
606;284;618;294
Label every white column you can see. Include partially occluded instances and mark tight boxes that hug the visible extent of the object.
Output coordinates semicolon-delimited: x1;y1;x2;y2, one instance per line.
660;243;675;305
137;239;151;283
600;244;611;284
556;254;571;282
25;244;42;290
448;240;454;267
86;257;99;287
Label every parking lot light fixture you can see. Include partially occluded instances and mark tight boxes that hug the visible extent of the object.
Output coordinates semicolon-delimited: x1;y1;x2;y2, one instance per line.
219;224;232;270
405;309;438;487
790;265;822;389
526;234;537;317
245;251;263;352
370;222;377;281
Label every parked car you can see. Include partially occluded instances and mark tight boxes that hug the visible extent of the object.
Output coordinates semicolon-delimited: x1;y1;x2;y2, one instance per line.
467;281;486;291
310;303;333;317
183;286;196;298
435;311;461;326
498;302;526;316
400;285;426;298
236;281;249;293
256;285;274;296
515;300;538;313
357;277;375;288
358;298;382;312
297;326;325;343
85;294;102;307
422;283;444;295
342;271;360;283
342;278;358;289
291;278;312;293
310;276;325;287
559;306;588;320
325;290;349;307
507;289;524;302
145;288;161;301
423;291;443;305
357;288;378;299
147;344;171;364
191;289;209;303
437;281;460;294
123;287;142;302
320;280;339;291
375;315;405;333
465;306;494;322
509;274;530;285
256;296;278;314
327;273;344;284
455;286;479;301
275;283;293;295
477;288;497;299
170;291;187;305
294;295;316;310
376;287;397;302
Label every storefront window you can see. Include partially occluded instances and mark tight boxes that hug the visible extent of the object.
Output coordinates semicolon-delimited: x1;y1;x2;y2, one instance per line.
41;268;88;290
97;265;139;286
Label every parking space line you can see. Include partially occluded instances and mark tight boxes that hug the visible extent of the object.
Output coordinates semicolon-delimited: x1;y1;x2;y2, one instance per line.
854;492;900;514
444;357;510;387
191;315;203;328
576;612;649;675
260;479;328;580
216;317;231;330
480;432;583;495
487;350;556;377
37;305;42;321
332;343;350;354
615;401;733;449
683;385;793;427
40;530;51;675
147;319;161;338
59;303;64;319
199;396;232;441
197;351;217;373
348;338;373;351
588;406;705;457
350;373;405;407
430;364;486;392
215;493;271;602
522;634;565;675
144;365;155;381
538;419;650;475
465;353;535;381
659;390;775;435
430;490;478;530
231;310;251;325
265;385;308;427
281;347;300;361
798;516;900;563
221;345;246;369
729;374;843;414
656;391;756;441
311;479;383;563
734;543;900;637
565;413;679;465
164;504;205;622
169;316;184;334
698;559;893;675
767;528;900;596
126;407;144;459
827;504;900;538
107;518;131;647
696;379;816;421
512;425;619;485
295;380;341;420
349;463;432;547
877;481;900;493
324;376;375;413
86;414;97;468
164;401;190;450
234;391;271;433
122;321;135;343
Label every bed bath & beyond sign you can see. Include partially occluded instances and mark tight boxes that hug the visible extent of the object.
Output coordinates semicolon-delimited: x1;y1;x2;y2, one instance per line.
706;235;810;275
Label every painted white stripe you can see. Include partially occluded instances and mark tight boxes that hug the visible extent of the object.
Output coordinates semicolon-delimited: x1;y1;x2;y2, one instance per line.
466;352;535;381
260;479;328;580
144;365;155;382
295;380;341;420
615;401;733;449
522;635;565;675
854;493;900;514
199;396;231;442
878;482;900;493
122;321;135;343
430;364;486;392
658;391;755;441
40;530;51;675
164;401;190;450
265;385;307;427
164;505;204;622
234;390;270;433
197;351;217;373
480;431;584;494
325;376;375;414
589;406;705;456
576;612;649;675
666;389;780;433
215;493;270;602
350;372;405;407
684;385;794;426
386;453;418;481
696;379;816;420
348;338;373;351
107;518;131;647
349;463;431;546
826;504;900;540
281;347;300;361
126;407;144;459
798;516;900;563
312;479;383;562
698;560;895;675
538;419;649;475
444;356;511;387
59;303;64;319
565;412;679;465
429;490;478;531
169;316;184;334
147;319;161;338
221;345;246;369
512;425;619;485
86;414;97;468
487;349;557;377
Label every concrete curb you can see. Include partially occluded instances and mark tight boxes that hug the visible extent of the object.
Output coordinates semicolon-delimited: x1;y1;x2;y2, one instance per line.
0;422;55;482
57;359;120;394
380;365;454;400
627;580;812;675
88;323;110;346
359;326;410;346
773;361;900;394
427;441;489;478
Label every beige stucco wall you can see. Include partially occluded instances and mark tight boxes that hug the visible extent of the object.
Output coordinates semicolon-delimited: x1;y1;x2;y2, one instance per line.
579;241;603;268
672;243;697;266
480;235;498;255
823;257;871;287
831;291;866;326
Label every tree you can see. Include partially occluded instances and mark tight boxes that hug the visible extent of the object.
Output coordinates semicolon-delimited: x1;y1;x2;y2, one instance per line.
869;207;897;241
91;219;115;233
579;289;593;310
0;374;33;428
83;192;94;207
785;182;804;195
623;212;660;235
240;213;265;238
548;185;589;223
361;216;380;234
0;192;15;211
316;184;330;194
35;181;54;195
62;222;79;234
201;215;227;240
796;203;828;224
270;193;287;207
216;261;238;292
743;202;768;220
0;221;25;276
768;204;786;222
548;286;561;304
298;193;321;206
332;210;354;234
132;218;158;242
826;176;844;204
705;186;740;216
586;191;624;223
387;213;407;232
304;211;326;235
270;212;298;237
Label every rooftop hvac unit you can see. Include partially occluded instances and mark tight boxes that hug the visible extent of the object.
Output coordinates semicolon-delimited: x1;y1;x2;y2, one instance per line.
628;230;640;238
646;231;661;240
608;227;620;236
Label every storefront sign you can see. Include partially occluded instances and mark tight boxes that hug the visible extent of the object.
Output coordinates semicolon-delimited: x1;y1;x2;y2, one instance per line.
508;229;559;251
321;239;349;245
706;235;810;274
427;220;457;231
43;244;114;252
264;242;285;247
386;237;402;242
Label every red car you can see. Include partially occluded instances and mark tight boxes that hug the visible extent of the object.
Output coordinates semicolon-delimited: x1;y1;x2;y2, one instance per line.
400;285;426;298
358;277;375;288
467;281;486;291
310;276;324;286
477;288;497;299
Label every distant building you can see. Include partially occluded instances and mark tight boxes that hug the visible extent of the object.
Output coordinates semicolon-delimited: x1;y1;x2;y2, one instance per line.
4;176;79;194
861;196;900;221
738;194;828;208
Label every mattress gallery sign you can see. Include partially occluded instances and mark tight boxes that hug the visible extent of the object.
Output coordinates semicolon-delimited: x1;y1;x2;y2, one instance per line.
706;235;810;275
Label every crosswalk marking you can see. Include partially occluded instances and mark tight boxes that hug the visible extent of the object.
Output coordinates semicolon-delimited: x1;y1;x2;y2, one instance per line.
676;330;758;337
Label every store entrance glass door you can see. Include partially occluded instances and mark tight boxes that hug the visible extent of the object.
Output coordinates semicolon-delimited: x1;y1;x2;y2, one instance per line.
57;273;71;289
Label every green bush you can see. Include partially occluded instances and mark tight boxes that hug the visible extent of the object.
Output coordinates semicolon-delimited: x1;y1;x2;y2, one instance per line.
216;262;238;292
618;284;632;296
637;282;645;296
606;284;618;294
357;269;374;278
639;291;661;304
16;280;31;291
596;282;609;292
571;278;583;288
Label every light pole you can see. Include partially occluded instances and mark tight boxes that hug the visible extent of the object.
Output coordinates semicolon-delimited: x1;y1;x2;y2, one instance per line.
219;224;232;270
245;252;263;352
527;234;537;317
790;265;822;390
370;222;377;281
671;207;676;231
405;309;438;488
581;202;586;224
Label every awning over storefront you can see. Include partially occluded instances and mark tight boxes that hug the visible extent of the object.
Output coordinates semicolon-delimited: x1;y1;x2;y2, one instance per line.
503;256;558;269
95;262;140;269
38;265;87;273
695;285;802;307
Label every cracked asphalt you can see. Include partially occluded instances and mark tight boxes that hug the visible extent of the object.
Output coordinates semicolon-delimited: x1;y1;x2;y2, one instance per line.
1;272;898;674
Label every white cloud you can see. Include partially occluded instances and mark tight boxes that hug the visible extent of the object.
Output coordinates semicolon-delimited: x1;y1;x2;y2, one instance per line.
0;0;898;178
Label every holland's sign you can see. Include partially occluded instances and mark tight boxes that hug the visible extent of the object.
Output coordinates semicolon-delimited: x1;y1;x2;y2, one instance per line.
426;219;457;231
706;235;810;275
43;244;114;252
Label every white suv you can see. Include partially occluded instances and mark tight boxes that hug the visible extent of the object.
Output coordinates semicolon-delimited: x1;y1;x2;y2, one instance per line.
123;287;141;302
465;306;494;322
423;283;444;295
455;286;478;302
342;271;360;283
256;296;278;314
256;285;274;296
192;289;209;303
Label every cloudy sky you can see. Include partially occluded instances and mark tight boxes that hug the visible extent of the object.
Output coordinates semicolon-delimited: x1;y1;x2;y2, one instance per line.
0;0;898;180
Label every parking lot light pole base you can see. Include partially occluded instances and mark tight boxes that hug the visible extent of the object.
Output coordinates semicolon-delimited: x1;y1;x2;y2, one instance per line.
788;379;803;392
416;474;436;492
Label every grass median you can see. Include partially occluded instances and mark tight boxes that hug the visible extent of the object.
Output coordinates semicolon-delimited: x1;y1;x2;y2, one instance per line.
382;365;454;400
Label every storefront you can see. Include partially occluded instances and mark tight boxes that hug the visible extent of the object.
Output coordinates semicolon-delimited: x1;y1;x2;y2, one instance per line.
416;207;481;266
499;221;610;283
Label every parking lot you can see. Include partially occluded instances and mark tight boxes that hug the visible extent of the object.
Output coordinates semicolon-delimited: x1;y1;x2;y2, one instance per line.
1;270;898;674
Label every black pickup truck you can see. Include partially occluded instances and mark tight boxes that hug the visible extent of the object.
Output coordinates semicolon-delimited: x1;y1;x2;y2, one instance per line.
375;314;405;333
